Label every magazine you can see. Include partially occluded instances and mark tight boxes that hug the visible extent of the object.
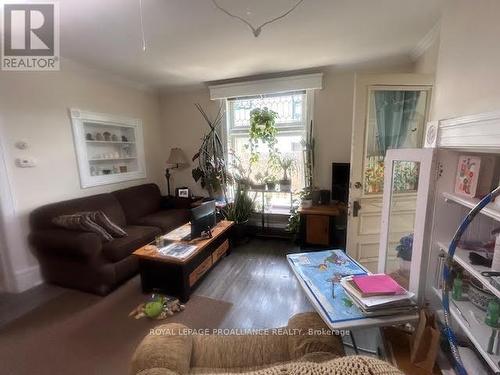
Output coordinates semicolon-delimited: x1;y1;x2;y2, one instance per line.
158;242;197;260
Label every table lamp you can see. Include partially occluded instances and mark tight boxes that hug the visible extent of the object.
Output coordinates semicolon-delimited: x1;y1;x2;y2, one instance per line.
166;148;188;196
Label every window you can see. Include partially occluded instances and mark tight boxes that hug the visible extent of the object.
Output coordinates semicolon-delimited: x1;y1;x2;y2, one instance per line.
363;88;430;195
226;91;308;211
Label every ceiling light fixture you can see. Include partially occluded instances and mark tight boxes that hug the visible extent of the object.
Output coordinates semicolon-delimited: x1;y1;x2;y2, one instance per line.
212;0;304;37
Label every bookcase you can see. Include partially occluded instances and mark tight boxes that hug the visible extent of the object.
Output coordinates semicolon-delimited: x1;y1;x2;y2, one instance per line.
388;111;500;372
70;109;146;188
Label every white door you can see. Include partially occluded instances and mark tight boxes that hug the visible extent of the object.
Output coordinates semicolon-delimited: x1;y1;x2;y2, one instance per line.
347;74;433;271
378;148;436;302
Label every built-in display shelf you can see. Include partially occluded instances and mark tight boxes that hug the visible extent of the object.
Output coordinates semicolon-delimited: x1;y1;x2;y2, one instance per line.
89;157;137;162
437;241;500;299
432;287;500;373
86;140;136;145
442;192;500;222
70;109;146;188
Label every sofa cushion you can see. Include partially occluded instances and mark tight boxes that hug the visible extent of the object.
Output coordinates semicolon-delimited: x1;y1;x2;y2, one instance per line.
52;213;114;241
30;193;127;230
112;184;163;224
102;225;160;262
135;209;191;233
84;211;127;238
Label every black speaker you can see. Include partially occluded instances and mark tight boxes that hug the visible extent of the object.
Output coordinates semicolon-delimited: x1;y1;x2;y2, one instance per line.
331;163;350;203
319;190;330;205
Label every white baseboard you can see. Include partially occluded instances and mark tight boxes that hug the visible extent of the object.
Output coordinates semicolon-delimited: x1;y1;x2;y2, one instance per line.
13;265;42;292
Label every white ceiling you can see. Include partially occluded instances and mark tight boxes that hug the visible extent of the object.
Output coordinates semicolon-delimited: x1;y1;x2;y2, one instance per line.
59;0;444;89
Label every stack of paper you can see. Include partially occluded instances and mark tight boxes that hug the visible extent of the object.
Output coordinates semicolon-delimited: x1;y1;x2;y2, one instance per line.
341;275;416;316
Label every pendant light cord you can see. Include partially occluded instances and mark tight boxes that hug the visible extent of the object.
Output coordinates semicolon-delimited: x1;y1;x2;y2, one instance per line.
139;0;146;51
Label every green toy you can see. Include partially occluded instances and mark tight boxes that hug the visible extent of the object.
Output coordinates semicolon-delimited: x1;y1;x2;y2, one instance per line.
129;294;185;320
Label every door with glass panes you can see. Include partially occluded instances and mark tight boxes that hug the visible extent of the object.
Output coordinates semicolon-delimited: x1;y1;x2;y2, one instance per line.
378;148;436;301
347;74;432;271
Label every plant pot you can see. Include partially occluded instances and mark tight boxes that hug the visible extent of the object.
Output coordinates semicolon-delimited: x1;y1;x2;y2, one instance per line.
279;179;291;191
232;221;250;246
266;182;277;191
301;199;313;208
311;189;321;205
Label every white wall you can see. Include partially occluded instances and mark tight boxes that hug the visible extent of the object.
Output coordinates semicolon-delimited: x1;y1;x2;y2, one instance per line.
160;62;413;194
0;62;164;292
430;0;500;120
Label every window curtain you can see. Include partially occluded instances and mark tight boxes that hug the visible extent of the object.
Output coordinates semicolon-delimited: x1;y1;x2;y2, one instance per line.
374;91;420;155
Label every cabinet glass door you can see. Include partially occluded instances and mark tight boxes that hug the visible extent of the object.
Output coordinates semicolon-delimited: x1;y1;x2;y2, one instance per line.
378;148;435;301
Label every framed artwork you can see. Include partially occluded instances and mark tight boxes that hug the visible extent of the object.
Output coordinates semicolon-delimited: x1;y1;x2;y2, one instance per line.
176;187;190;198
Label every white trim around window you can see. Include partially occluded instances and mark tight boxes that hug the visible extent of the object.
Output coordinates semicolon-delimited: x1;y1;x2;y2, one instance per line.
209;73;323;100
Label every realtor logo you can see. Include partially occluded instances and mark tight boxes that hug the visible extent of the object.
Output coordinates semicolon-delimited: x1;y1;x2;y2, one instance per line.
1;2;59;71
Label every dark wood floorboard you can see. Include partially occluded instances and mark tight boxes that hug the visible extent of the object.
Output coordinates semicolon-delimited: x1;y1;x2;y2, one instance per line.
0;238;377;354
194;238;314;329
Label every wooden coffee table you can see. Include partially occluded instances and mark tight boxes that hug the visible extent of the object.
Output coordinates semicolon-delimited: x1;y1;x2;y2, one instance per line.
133;220;234;302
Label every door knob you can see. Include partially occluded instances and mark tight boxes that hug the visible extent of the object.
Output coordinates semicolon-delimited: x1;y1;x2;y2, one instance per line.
354;181;362;189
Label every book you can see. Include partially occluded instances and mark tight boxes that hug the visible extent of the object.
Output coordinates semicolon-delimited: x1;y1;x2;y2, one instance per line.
164;224;191;241
341;277;415;311
157;242;197;260
351;274;406;297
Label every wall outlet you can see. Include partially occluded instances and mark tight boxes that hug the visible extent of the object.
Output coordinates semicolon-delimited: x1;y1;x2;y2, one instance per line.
15;157;36;168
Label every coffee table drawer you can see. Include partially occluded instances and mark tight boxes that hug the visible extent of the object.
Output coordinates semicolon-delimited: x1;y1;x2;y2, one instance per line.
212;239;229;264
189;256;213;287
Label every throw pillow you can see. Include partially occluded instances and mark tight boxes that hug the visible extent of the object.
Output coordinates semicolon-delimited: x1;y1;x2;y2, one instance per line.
52;214;113;242
85;211;127;238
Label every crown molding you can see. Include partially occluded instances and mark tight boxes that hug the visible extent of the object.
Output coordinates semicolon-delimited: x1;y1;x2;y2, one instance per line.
410;22;441;61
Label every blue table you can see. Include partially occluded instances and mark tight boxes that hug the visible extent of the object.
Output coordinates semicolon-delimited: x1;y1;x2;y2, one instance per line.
287;249;418;331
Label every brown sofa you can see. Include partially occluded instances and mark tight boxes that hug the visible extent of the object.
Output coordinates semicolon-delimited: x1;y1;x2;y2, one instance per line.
29;183;191;295
130;312;403;375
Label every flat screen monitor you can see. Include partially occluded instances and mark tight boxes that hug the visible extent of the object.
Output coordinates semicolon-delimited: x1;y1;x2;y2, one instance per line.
190;200;216;239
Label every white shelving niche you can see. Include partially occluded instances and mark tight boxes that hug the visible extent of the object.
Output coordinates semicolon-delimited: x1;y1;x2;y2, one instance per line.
70;109;146;188
426;110;500;374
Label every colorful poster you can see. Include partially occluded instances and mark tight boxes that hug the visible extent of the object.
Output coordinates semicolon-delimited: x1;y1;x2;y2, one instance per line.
287;250;368;323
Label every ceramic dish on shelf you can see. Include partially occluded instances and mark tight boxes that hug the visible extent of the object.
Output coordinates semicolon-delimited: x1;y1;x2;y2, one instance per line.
468;279;495;311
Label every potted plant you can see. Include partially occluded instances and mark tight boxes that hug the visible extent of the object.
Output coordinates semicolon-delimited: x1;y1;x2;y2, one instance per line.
299;187;313;208
248;107;279;163
278;154;295;191
264;175;278;191
223;186;255;243
192;104;230;200
252;172;266;190
286;187;313;241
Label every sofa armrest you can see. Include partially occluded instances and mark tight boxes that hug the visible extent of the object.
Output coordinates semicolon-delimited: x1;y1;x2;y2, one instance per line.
287;312;345;360
29;229;102;260
130;323;193;375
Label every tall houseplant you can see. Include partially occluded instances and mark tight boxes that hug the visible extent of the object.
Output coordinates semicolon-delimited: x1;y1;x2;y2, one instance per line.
192;103;230;199
278;154;295;191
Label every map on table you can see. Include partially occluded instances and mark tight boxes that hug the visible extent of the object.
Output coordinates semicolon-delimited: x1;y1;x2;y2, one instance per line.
287;250;368;323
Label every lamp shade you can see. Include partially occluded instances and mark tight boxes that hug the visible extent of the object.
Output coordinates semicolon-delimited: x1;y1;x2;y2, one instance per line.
166;147;188;167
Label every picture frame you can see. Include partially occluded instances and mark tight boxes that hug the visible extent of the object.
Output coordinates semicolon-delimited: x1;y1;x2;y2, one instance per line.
176;187;190;198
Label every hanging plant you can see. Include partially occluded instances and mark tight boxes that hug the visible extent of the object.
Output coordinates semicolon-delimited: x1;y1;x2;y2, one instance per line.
247;107;279;163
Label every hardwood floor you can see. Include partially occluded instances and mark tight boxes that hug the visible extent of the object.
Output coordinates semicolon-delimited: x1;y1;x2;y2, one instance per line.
195;237;313;329
0;238;377;357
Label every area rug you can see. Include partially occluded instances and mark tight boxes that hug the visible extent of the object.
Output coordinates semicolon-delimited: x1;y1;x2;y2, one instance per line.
0;277;232;375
